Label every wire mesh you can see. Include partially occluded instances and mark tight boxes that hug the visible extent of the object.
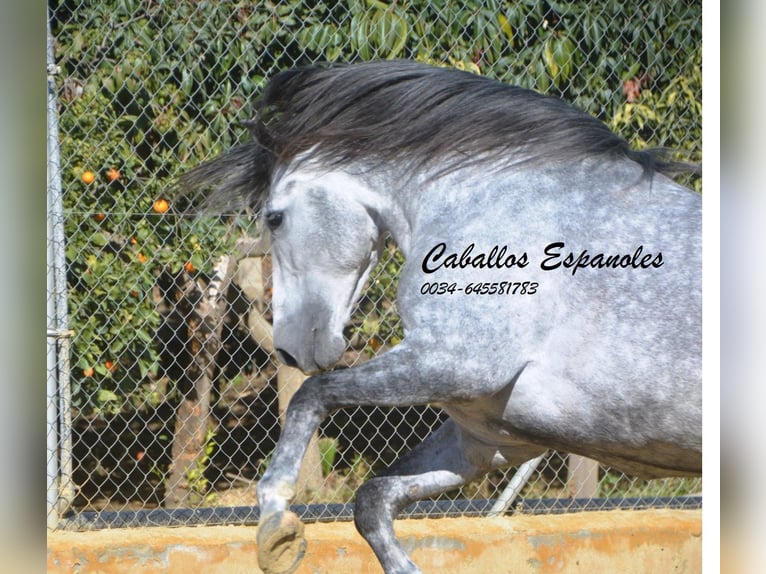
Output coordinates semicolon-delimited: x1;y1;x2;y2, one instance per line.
47;0;702;529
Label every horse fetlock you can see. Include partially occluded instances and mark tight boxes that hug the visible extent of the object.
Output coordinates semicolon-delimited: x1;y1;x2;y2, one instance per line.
257;478;295;515
257;510;306;574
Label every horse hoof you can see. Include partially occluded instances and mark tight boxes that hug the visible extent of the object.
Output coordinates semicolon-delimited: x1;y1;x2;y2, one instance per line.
257;510;306;574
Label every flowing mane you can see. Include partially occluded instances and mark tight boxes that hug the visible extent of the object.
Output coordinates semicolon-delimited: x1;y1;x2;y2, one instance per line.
179;60;693;211
255;60;645;172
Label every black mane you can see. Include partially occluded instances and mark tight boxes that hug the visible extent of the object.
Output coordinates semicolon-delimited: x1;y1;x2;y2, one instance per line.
179;60;694;211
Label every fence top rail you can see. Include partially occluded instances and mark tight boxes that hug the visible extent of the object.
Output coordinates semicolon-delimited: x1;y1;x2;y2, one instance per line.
59;496;703;531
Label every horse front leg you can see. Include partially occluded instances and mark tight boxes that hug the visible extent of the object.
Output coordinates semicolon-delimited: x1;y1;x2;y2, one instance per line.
256;378;326;574
255;346;491;574
256;389;475;574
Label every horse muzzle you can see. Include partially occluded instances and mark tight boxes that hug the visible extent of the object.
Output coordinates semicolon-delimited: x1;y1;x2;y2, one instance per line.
273;322;345;375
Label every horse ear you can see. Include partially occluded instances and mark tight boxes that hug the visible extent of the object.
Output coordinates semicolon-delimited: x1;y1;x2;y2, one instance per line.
241;119;259;139
241;118;275;151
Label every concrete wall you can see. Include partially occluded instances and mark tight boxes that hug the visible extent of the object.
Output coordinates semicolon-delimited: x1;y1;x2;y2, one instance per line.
47;508;701;573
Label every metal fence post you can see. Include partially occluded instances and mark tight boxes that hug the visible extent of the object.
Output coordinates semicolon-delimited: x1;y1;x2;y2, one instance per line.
488;453;547;517
47;16;74;529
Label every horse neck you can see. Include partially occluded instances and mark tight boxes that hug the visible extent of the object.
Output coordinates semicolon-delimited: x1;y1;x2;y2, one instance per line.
356;166;497;257
279;152;659;265
356;158;653;256
362;164;504;244
352;170;416;256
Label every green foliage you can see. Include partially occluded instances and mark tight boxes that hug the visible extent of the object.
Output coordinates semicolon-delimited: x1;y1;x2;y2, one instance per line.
185;428;218;505
53;0;259;415
400;0;702;118
354;240;406;356
57;79;243;414
318;437;340;478
306;452;373;505
52;0;701;417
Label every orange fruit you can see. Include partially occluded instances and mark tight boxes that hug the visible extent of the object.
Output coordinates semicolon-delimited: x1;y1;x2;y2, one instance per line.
107;167;121;182
184;261;196;273
93;212;106;222
137;252;148;263
129;237;137;245
152;198;170;213
81;170;96;184
83;366;95;377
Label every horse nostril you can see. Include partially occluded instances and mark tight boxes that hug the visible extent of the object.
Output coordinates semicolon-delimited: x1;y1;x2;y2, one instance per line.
275;348;299;369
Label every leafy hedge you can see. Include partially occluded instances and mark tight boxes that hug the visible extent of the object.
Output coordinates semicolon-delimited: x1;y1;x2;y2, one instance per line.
50;0;701;416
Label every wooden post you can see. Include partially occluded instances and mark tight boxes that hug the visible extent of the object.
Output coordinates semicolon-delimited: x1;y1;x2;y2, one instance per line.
238;250;324;501
276;366;324;498
165;255;233;507
567;454;599;499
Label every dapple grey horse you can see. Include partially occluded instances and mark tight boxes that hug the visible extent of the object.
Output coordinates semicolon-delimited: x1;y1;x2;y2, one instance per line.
180;60;701;574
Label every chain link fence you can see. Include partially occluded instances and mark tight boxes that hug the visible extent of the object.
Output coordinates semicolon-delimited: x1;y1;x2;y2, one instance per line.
47;0;702;530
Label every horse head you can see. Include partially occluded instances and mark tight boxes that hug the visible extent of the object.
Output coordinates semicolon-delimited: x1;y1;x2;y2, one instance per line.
265;167;383;374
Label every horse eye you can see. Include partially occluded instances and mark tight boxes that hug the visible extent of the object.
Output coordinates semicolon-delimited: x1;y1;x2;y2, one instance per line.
265;210;283;231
